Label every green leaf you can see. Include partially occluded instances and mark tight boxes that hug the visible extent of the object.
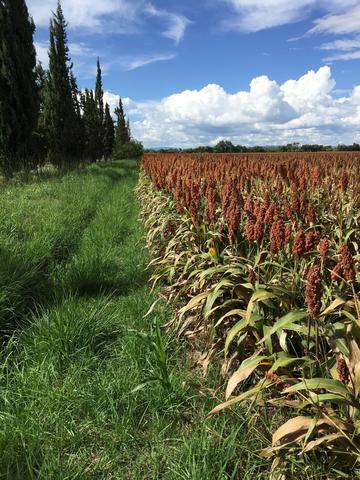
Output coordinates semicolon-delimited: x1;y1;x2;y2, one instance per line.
204;278;233;318
269;356;312;373
284;378;351;398
259;310;308;344
224;316;246;356
246;289;277;324
226;355;269;399
307;393;348;405
209;379;271;416
179;291;209;318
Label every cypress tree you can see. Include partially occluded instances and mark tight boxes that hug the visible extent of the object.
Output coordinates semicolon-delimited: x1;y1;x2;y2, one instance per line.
70;72;84;161
42;1;79;167
0;0;38;177
94;57;104;159
126;118;132;141
114;98;130;149
32;62;48;167
82;88;99;162
103;103;114;160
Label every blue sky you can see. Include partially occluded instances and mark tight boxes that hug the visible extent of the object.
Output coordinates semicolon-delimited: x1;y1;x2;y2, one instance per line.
27;0;360;147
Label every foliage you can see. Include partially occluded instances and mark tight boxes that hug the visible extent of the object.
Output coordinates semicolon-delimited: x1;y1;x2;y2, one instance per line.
94;57;105;159
103;102;115;160
0;0;39;177
114;98;131;149
114;140;144;159
42;1;80;167
138;151;360;476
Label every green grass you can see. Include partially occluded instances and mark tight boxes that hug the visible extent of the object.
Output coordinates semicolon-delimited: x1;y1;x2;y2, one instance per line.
0;159;345;479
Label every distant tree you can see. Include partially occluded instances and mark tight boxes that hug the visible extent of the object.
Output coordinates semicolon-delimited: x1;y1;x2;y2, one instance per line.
95;57;105;159
30;62;48;167
126;118;131;141
82;88;99;162
213;140;235;153
114;140;143;159
0;0;39;177
103;103;115;160
114;98;130;149
70;72;85;160
42;1;80;168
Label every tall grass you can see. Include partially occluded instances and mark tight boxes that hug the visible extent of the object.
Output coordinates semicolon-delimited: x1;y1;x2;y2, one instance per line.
0;163;117;334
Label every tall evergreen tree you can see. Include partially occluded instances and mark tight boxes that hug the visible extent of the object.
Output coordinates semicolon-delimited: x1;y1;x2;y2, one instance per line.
42;1;79;167
126;118;131;141
94;57;104;159
0;0;38;176
114;98;130;149
82;88;99;162
70;72;84;160
95;58;104;122
103;103;115;160
31;62;48;166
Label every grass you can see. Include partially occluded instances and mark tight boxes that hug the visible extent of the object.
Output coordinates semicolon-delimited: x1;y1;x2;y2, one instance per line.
0;159;343;479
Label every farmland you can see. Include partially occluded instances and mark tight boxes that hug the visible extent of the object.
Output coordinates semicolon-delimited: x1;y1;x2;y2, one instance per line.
1;155;356;478
138;151;360;477
0;159;282;479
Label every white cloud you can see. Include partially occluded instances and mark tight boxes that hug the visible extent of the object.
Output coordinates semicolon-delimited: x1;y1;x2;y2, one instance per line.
218;1;358;33
309;5;360;36
280;66;335;110
110;53;177;71
34;42;49;66
28;0;141;31
145;4;191;44
27;0;190;43
219;0;315;32
35;41;95;70
104;66;360;148
319;38;360;51
323;50;360;62
317;36;360;63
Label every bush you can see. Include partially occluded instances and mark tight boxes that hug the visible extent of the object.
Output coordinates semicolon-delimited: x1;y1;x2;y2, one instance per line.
114;140;144;159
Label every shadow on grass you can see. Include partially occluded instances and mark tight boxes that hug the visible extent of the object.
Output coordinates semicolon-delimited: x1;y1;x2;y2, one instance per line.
0;159;141;339
64;256;149;299
0;158;140;191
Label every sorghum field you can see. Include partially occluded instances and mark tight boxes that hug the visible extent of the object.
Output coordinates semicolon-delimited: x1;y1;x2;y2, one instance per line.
138;151;360;478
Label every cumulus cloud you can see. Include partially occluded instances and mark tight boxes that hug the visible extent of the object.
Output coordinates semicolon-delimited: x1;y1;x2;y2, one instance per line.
104;66;360;148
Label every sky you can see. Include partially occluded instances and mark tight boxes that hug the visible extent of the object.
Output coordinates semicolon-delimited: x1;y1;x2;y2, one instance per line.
27;0;360;148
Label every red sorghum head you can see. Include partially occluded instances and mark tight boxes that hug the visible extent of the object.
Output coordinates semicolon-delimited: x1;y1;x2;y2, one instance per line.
339;244;356;283
292;229;306;257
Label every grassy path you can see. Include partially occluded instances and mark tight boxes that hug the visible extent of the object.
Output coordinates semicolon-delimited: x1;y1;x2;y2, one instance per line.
0;160;329;479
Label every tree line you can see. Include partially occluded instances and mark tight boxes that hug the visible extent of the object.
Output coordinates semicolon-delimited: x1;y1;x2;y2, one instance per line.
151;140;360;154
0;0;142;178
